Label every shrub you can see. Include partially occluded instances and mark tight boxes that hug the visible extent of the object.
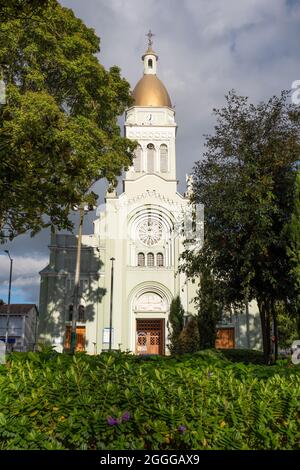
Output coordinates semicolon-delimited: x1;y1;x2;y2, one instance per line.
176;316;200;354
219;348;265;364
168;296;184;354
0;351;299;450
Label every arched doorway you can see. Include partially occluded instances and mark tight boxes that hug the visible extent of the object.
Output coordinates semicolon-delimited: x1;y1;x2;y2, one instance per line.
136;319;164;355
132;290;169;355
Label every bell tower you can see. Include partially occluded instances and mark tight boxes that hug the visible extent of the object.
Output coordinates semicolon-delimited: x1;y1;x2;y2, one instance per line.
124;31;177;186
142;30;158;75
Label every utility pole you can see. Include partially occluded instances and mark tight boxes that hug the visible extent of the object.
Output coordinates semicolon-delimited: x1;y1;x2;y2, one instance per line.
70;205;84;354
109;257;115;351
4;250;13;353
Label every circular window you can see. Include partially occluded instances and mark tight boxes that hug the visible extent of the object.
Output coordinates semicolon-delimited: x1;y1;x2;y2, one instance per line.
138;218;163;246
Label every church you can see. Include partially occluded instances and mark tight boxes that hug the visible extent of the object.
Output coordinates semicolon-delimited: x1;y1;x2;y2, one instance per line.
39;35;262;354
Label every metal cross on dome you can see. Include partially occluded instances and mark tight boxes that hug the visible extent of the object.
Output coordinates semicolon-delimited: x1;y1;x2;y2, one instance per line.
146;30;155;48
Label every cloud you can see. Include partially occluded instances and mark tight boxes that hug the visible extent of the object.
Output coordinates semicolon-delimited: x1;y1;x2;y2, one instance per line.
0;255;48;279
1;276;40;288
3;0;300;304
0;255;48;305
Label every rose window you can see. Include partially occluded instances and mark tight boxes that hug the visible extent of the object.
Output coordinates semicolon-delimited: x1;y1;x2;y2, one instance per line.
138;218;163;246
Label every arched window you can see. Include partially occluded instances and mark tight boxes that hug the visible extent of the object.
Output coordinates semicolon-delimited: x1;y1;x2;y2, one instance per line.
148;59;153;69
160;144;168;173
68;305;73;321
156;253;164;267
78;305;85;323
133;145;142;172
147;143;155;173
138;252;145;267
147;252;154;267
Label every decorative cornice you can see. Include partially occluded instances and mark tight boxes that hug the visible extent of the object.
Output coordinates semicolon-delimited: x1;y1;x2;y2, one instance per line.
126;189;188;208
126;129;174;140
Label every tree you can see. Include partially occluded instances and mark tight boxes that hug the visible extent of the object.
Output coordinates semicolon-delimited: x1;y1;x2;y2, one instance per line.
0;0;136;241
197;266;223;349
276;302;298;350
1;0;50;21
168;296;184;354
285;171;300;336
181;91;300;363
177;316;200;354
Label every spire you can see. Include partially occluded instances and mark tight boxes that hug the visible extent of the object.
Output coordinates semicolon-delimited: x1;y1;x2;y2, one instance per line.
142;29;158;75
146;29;155;48
132;30;172;107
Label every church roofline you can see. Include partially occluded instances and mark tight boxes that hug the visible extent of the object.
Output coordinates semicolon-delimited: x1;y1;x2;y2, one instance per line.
115;188;189;207
126;105;174;112
123;174;179;184
40;271;101;277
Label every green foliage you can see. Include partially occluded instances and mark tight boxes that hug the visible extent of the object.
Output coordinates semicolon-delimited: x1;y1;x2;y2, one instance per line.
0;351;299;450
176;316;200;354
197;267;223;349
219;348;265;364
168;296;184;354
0;0;136;240
284;171;300;335
276;303;298;350
1;0;50;21
182;91;300;363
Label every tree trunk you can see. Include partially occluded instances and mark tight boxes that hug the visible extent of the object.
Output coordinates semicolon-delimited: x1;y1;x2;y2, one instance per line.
265;302;272;364
245;300;251;349
271;300;278;362
257;298;272;364
297;299;300;338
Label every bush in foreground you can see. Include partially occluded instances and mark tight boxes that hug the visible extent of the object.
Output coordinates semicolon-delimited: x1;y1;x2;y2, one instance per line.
0;350;299;450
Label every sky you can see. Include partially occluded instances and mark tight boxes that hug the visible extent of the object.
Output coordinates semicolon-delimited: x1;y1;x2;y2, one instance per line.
1;0;300;306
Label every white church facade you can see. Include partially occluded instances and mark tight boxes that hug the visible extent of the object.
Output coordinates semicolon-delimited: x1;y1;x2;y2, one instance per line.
39;37;262;354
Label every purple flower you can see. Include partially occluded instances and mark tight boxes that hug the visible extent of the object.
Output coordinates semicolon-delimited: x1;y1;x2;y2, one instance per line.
107;416;118;426
178;425;187;433
121;411;131;422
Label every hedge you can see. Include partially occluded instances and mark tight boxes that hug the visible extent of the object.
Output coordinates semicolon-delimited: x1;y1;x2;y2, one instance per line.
0;350;299;450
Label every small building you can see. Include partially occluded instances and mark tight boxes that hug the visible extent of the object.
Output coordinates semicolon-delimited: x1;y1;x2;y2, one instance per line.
0;304;39;352
216;303;262;350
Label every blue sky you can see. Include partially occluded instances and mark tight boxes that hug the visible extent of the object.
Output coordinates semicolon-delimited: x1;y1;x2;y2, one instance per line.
1;0;300;306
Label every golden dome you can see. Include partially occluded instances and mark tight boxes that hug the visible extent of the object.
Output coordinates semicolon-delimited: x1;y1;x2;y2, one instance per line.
132;74;172;107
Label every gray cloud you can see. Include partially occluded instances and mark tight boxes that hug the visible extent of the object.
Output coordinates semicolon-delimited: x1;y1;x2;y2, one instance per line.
0;253;49;304
2;0;299;305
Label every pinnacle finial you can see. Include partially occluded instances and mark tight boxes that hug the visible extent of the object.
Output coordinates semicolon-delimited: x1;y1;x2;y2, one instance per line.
146;29;155;48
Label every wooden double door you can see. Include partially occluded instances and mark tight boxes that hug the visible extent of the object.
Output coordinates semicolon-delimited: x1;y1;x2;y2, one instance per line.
215;327;235;349
65;326;86;352
136;319;164;355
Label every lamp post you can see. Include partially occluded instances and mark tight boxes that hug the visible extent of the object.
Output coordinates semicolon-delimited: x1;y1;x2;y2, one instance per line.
109;257;115;351
3;250;13;352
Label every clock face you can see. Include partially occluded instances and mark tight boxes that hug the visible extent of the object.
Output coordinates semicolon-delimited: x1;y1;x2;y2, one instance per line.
138;218;162;246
